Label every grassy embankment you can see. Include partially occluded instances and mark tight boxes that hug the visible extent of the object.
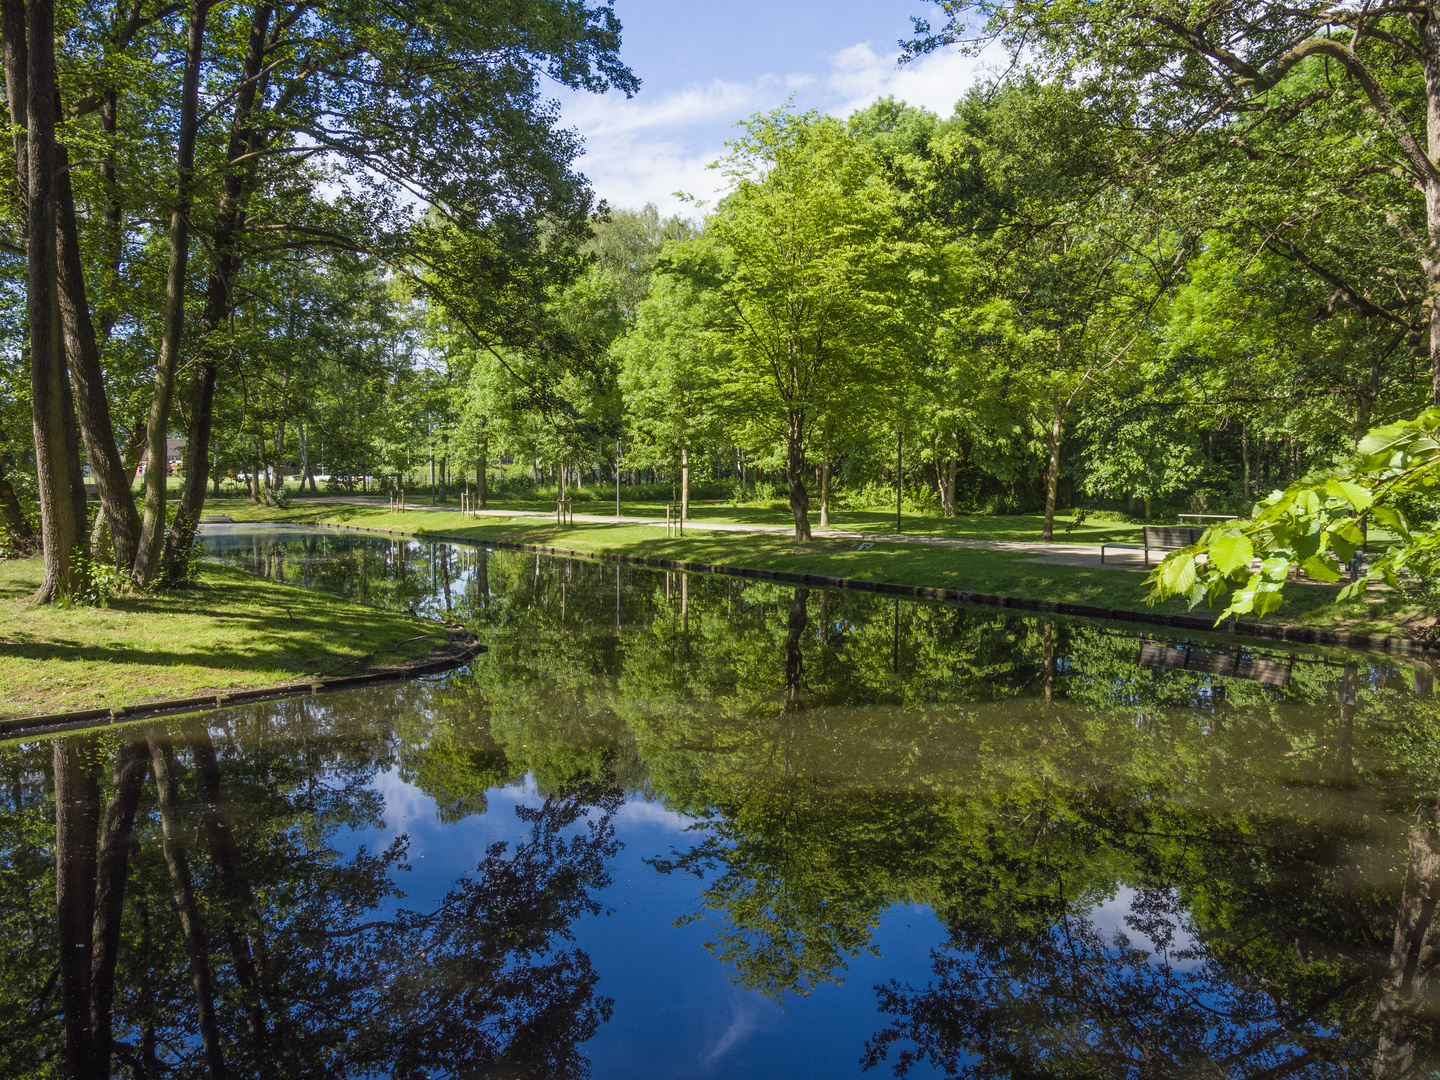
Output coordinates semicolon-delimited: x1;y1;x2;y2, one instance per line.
295;491;1146;543
0;558;451;718
209;499;1430;638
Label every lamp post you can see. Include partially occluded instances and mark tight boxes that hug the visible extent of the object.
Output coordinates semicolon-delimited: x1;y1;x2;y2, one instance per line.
615;437;621;519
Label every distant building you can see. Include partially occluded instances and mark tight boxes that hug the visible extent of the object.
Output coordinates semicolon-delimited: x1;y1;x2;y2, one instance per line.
138;438;187;476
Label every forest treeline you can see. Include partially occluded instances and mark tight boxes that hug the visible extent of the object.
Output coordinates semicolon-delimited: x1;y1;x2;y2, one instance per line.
3;0;1440;603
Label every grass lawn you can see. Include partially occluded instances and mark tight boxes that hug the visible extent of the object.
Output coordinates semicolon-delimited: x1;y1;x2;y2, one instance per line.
0;557;451;719
204;500;1430;639
259;491;1149;543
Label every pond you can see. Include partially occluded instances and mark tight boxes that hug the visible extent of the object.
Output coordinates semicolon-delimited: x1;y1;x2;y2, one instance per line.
4;522;1440;1078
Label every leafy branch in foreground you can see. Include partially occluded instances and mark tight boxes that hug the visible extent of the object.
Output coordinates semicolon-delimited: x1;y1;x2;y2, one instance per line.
1147;410;1440;622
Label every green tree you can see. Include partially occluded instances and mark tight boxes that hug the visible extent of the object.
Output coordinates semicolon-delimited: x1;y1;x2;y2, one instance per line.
614;260;721;519
689;108;937;540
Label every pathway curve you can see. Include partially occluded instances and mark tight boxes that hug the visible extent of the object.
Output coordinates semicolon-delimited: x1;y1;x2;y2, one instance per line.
299;496;1158;572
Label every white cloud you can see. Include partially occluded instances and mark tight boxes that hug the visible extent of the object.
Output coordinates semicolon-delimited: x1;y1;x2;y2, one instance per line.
826;41;996;118
561;75;802;140
557;40;996;217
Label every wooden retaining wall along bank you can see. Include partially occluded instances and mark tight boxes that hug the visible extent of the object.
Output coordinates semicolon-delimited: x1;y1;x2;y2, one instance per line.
5;520;1430;738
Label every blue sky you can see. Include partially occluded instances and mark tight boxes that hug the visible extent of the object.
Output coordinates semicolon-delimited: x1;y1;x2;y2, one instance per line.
550;0;998;218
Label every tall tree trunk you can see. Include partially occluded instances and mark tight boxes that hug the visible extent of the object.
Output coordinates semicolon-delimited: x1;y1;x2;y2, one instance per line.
248;437;261;504
0;445;35;543
1241;422;1251;507
819;455;831;529
1;0;28;235
1042;392;1062;542
52;736;101;1079
54;143;141;570
25;0;86;601
478;439;487;509
681;446;690;521
148;732;228;1080
1424;3;1440;407
133;0;206;587
270;417;285;490
90;420;145;557
818;417;831;529
785;416;811;541
98;86;119;339
89;738;149;1077
300;419;315;492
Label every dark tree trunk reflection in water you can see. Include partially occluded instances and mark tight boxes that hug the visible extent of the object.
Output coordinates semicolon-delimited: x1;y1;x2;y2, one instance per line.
89;739;148;1077
25;712;622;1079
147;731;227;1080
785;588;809;718
52;738;100;1080
1373;795;1440;1079
185;719;274;1075
1336;662;1359;788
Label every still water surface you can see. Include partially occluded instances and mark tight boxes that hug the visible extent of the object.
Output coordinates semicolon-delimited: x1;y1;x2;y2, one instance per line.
5;523;1440;1078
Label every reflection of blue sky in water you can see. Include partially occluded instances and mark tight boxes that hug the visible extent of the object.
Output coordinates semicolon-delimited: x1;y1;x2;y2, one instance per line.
346;769;947;1078
188;526;1437;1075
1088;886;1204;973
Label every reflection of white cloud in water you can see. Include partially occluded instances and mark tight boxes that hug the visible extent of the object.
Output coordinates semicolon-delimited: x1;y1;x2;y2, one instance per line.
615;797;697;831
698;999;765;1069
485;773;542;808
1088;886;1204;971
370;767;437;830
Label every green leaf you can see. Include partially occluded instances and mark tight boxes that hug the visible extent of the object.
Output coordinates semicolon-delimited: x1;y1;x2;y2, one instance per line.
1358;424;1411;457
1337;580;1367;602
1326;533;1357;565
1369;506;1410;536
1299;554;1342;583
1324;479;1374;510
1161;555;1197;596
1259;556;1291;583
1208;533;1253;577
1251;588;1284;618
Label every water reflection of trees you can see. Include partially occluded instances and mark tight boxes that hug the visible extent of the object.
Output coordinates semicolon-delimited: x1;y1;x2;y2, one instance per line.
198;534;1440;1074
1;699;618;1078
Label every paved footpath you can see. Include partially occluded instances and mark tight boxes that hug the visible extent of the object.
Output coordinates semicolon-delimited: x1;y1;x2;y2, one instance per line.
301;496;1157;572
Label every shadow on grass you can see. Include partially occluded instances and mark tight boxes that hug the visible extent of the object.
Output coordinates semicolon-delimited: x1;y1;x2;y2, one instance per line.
0;561;443;676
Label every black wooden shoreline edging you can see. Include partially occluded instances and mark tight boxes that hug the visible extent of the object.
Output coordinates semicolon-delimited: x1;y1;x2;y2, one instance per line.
312;520;1433;657
0;632;487;740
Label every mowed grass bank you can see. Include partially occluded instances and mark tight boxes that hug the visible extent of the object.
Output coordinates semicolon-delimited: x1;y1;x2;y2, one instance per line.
0;558;450;718
207;501;1428;639
274;491;1142;544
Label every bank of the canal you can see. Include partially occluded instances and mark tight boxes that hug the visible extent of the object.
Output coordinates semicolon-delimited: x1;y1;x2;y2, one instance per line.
207;499;1435;646
0;556;459;720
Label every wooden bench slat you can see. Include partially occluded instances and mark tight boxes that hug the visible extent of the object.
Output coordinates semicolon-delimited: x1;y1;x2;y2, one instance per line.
1100;525;1205;566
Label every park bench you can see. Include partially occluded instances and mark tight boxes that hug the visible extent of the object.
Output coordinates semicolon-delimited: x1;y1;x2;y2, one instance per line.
1100;525;1204;567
